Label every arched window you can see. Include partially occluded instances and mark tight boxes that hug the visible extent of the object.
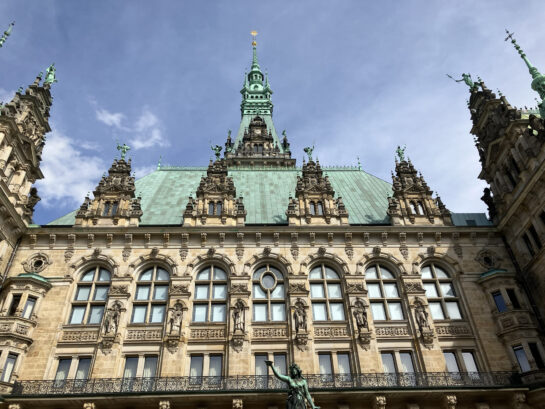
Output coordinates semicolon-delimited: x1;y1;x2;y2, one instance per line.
208;202;215;216
417;202;425;215
252;264;285;321
421;263;461;320
111;201;119;216
410;202;419;215
317;202;324;216
309;202;316;215
69;267;111;325
365;264;404;321
193;265;227;322
310;264;345;321
132;266;170;323
102;202;111;216
215;201;222;216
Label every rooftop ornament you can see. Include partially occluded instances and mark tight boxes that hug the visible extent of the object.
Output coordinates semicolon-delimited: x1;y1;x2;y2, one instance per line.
43;63;57;86
303;146;315;162
396;145;406;161
117;142;130;160
0;21;14;48
211;144;222;159
505;29;545;117
446;73;479;91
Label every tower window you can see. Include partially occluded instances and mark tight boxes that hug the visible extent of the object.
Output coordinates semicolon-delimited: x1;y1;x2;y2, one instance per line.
317;201;324;215
208;202;215;215
310;202;316;215
492;291;508;313
102;202;110;216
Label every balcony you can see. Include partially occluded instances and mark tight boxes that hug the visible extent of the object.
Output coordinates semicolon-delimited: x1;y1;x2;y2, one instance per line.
10;372;521;397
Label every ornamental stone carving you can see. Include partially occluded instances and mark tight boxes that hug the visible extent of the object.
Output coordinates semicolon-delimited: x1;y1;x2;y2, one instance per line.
475;249;502;270
83;403;96;409
21;252;51;273
233;398;243;409
288;282;308;294
232;299;246;333
190;328;225;339
414;297;434;348
169;284;190;296
375;326;409;337
403;281;424;294
374;395;386;409
346;282;365;294
109;285;129;296
253;327;287;338
167;302;184;335
102;301;122;336
159;401;170;409
293;298;307;333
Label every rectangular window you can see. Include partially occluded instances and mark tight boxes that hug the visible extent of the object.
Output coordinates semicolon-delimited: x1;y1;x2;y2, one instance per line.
523;233;536;257
387;302;404;320
255;354;268;376
123;357;138;378
399;352;415;373
212;284;227;300
209;355;223;378
135;285;150;300
443;352;460;373
253;304;267;321
93;286;108;301
1;354;17;382
75;286;91;301
329;303;346;321
462;351;478;373
88;305;105;324
310;283;325;298
193;304;208;322
195;285;209;300
381;352;396;373
54;358;71;386
327;283;342;298
429;302;445;320
506;289;521;309
367;284;381;298
143;356;158;378
337;353;351;374
271;284;284;299
271;303;286;321
75;358;92;380
318;353;333;375
8;295;21;316
211;304;226;322
273;353;287;375
446;302;462;319
312;303;327;321
423;283;438;297
383;284;399;298
150;305;165;323
22;297;36;319
529;225;542;249
132;305;148;323
253;285;266;299
69;306;86;324
190;355;204;384
153;285;168;300
492;291;508;312
528;343;545;369
513;346;531;372
370;303;386;320
440;283;456;297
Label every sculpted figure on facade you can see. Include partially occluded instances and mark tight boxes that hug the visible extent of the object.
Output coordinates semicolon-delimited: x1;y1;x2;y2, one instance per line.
103;301;121;335
293;299;307;333
353;299;368;332
167;302;183;335
414;298;430;332
233;299;245;333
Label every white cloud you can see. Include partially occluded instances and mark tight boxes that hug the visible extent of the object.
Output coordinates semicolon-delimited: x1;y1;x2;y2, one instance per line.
36;130;106;208
134;164;156;179
95;108;128;130
0;88;15;104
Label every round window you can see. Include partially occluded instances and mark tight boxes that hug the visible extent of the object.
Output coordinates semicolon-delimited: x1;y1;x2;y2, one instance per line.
261;273;276;290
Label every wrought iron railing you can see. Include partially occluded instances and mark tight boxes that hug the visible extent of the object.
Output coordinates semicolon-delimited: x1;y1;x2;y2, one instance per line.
10;372;521;397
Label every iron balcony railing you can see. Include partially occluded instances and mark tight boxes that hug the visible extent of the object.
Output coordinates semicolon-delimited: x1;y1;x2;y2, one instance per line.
11;372;521;397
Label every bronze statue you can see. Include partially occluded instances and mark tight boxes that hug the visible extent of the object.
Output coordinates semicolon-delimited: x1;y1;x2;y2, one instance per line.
265;361;320;409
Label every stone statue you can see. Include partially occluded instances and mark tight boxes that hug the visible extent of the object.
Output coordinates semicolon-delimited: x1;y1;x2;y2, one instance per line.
167;302;183;335
447;73;478;91
265;361;320;409
117;143;130;160
211;145;222;159
293;301;307;333
232;300;245;333
353;300;368;332
414;299;429;332
44;63;57;85
396;145;406;162
481;187;496;220
103;302;121;335
303;146;314;162
25;187;41;212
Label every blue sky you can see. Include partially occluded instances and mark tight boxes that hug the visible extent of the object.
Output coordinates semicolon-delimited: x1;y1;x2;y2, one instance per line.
0;0;543;224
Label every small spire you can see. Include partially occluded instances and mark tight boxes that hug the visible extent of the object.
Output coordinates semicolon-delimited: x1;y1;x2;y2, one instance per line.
0;21;14;49
357;156;361;171
157;155;162;170
250;30;260;71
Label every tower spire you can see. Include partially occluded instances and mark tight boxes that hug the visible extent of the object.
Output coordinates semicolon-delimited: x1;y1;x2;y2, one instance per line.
0;21;14;48
505;29;545;117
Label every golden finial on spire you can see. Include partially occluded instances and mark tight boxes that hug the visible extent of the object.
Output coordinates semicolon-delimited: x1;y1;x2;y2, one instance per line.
251;30;258;47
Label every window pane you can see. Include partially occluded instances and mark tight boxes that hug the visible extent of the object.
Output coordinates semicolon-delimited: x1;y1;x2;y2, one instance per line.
195;285;209;300
253;267;266;280
444;352;460;373
55;358;71;381
421;266;432;279
424;283;438;297
529;343;545;369
388;302;403;320
123;357;138;378
193;305;207;322
136;285;151;300
211;304;226;322
327;283;342;298
156;268;169;281
213;268;226;280
514;347;531;372
379;266;394;279
462;352;478;373
213;285;227;300
319;354;333;375
76;286;91;301
446;302;462;319
153;285;168;300
132;305;147;323
493;292;508;313
98;269;111;281
190;356;203;377
81;270;95;281
94;286;109;301
139;269;153;281
255;354;268;376
309;267;322;279
365;266;378;279
434;266;449;278
270;268;283;280
70;306;86;324
370;303;386;320
367;284;382;298
310;284;325;298
253;304;267;321
324;267;339;279
400;353;415;373
1;355;16;382
440;283;456;297
274;354;287;374
381;353;396;373
429;302;445;320
75;358;91;380
383;284;399;298
271;303;286;321
197;269;210;280
150;305;165;323
337;353;351;374
143;356;158;378
22;298;36;319
330;303;346;320
506;289;521;309
262;274;275;289
209;356;223;377
88;306;105;324
312;303;327;321
271;284;284;299
253;284;266;299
